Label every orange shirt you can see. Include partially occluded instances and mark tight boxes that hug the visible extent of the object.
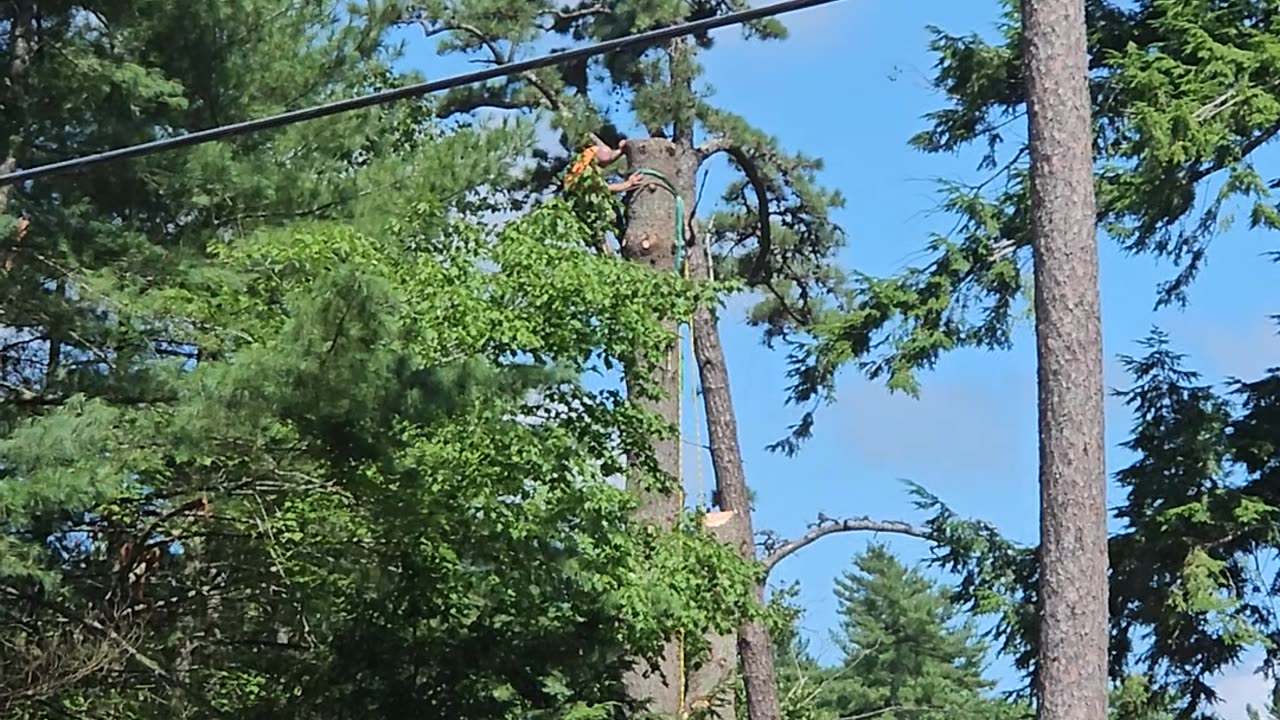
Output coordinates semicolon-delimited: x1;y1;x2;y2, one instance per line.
564;145;599;189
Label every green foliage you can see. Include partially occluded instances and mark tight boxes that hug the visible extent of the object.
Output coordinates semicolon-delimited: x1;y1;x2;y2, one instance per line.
3;189;760;717
756;583;830;720
745;550;1027;720
1111;674;1177;720
809;545;1027;720
906;321;1280;719
1;2;763;716
399;0;850;444
778;0;1280;450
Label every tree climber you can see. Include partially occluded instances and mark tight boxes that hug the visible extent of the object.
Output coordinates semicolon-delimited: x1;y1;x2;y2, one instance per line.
562;135;651;257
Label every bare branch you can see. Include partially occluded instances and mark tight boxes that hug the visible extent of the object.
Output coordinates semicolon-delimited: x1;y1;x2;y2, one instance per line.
415;20;510;66
410;20;563;112
837;706;942;720
760;516;930;574
0;587;174;684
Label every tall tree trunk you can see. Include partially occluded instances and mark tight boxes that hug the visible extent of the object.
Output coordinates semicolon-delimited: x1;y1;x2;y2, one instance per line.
619;137;700;718
1;1;35;213
1020;1;1109;719
684;229;783;720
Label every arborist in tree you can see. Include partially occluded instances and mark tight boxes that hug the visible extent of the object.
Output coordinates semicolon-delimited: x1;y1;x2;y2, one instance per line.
562;134;650;257
564;134;688;272
564;134;644;195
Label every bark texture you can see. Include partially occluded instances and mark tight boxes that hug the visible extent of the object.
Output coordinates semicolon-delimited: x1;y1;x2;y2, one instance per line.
685;230;783;720
1020;1;1109;719
682;511;740;720
619;137;700;717
1;1;35;213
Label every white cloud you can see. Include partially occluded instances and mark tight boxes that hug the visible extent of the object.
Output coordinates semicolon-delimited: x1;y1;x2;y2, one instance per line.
1213;666;1273;720
1169;315;1280;381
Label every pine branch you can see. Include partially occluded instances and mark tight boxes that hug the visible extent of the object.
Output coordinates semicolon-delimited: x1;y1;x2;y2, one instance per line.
535;4;611;30
703;139;774;283
408;18;563;112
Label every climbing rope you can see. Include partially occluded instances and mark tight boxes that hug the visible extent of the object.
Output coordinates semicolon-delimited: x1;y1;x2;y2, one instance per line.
674;238;687;712
630;167;686;273
570;154;695;710
638;164;691;713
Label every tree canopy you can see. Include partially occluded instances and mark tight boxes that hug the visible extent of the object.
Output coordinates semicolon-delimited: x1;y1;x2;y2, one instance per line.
6;1;1280;720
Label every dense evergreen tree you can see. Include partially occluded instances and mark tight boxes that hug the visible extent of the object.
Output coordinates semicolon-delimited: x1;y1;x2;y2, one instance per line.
811;546;1023;720
761;1;1280;717
0;3;760;718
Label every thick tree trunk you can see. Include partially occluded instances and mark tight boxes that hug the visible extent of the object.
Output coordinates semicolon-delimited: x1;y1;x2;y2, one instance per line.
1020;1;1109;720
682;511;740;720
619;137;700;718
685;231;783;720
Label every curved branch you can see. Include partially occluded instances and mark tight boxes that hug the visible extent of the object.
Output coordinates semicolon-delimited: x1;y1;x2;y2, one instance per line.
760;516;930;574
726;145;774;283
700;138;773;283
416;20;510;66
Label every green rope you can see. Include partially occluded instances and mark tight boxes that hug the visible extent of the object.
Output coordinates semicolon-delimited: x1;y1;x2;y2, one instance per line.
631;168;685;274
628;170;690;685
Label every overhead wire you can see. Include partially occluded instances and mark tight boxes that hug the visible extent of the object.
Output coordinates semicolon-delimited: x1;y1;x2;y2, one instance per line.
0;0;846;187
0;0;822;700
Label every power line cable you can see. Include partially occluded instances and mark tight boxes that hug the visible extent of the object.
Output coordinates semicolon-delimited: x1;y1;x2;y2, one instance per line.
0;0;844;187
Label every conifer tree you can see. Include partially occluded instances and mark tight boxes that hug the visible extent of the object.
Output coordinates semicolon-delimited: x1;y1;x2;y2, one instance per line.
813;545;1024;720
395;2;892;717
1;3;762;717
767;2;1280;717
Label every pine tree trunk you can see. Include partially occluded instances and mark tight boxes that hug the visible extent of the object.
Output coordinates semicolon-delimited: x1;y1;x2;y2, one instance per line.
1;1;35;213
684;233;782;720
1020;1;1109;719
682;511;740;720
619;137;700;718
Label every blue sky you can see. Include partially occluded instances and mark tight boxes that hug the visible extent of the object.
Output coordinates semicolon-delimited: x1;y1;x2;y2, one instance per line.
693;2;1277;713
399;2;1278;714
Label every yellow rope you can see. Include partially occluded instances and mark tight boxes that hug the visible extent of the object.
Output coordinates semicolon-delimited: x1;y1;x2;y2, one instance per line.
675;257;687;714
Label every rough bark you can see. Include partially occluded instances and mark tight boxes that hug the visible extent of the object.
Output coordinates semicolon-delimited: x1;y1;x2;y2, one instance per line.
1;1;35;213
685;229;783;720
619;136;700;717
1020;1;1109;719
682;511;741;719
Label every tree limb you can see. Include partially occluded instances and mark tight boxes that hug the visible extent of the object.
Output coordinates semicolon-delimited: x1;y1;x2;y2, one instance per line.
536;4;611;30
411;19;563;112
760;516;930;574
700;138;773;283
696;137;733;157
415;20;511;66
0;587;174;684
836;706;942;720
542;4;609;21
